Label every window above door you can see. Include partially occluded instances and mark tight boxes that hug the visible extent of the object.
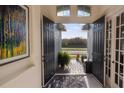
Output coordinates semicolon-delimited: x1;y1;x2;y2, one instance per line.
77;5;91;17
56;5;70;16
56;5;91;17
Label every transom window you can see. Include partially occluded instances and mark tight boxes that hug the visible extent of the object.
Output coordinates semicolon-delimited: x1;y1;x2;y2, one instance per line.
77;5;91;17
57;5;70;16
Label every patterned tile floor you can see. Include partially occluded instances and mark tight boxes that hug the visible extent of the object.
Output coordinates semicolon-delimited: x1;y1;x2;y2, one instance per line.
44;59;103;88
45;75;87;88
56;59;85;74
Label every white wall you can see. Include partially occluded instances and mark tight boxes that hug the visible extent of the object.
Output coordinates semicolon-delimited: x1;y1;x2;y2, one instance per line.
0;5;42;88
0;5;58;88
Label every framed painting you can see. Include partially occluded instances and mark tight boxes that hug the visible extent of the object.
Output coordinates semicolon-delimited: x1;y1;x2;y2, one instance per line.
0;5;29;66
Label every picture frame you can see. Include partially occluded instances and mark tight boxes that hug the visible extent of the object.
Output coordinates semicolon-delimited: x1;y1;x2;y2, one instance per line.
0;5;29;66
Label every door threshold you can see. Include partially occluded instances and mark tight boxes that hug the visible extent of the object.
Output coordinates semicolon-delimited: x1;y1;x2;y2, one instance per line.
55;73;86;76
43;74;56;88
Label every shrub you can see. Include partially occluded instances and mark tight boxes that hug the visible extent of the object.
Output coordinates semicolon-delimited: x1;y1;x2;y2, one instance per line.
58;51;70;67
63;52;70;66
58;52;63;66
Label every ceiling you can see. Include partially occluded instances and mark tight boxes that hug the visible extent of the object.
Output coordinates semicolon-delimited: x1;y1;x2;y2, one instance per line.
41;5;113;23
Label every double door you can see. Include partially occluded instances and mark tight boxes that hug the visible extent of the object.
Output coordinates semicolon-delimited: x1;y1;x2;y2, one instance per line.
105;10;124;88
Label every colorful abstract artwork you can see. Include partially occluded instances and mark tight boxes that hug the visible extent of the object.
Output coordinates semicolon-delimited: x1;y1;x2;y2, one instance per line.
0;5;29;65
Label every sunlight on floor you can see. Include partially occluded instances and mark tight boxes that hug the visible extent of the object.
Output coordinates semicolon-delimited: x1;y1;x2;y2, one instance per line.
84;74;103;88
45;59;103;88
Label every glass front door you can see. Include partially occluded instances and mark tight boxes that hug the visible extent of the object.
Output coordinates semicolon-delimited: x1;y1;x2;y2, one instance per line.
105;10;124;88
113;12;124;88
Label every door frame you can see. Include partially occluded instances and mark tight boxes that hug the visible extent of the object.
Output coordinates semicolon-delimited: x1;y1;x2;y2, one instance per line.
41;15;45;87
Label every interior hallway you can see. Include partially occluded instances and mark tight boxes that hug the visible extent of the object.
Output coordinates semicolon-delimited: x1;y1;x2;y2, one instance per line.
44;59;103;88
1;5;124;88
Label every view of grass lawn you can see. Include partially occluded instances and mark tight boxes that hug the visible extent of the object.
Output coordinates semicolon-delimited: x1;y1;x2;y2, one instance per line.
61;24;88;59
62;48;87;51
62;48;87;58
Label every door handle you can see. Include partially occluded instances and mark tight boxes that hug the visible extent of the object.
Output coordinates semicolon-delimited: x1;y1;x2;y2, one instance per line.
112;61;114;63
42;56;45;58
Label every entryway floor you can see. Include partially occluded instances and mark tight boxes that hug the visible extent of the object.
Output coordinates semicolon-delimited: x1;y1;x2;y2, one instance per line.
44;59;103;88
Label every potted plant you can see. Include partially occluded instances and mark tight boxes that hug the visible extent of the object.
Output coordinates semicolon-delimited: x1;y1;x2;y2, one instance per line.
76;54;80;61
63;52;70;66
58;52;63;66
58;52;70;68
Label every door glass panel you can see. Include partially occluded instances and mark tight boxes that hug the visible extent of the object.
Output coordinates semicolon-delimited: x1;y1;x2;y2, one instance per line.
120;64;123;76
109;54;111;59
120;52;124;63
115;62;118;73
110;32;112;38
108;69;111;77
106;40;108;48
121;26;124;37
116;51;119;61
106;31;108;39
119;77;123;88
121;12;124;24
116;16;120;26
109;40;111;48
116;27;119;38
120;39;124;50
109;20;112;29
116;39;119;50
109;60;111;67
115;74;118;84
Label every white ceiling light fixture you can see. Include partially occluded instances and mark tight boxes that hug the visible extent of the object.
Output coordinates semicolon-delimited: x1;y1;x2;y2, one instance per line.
82;24;90;31
56;23;66;31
